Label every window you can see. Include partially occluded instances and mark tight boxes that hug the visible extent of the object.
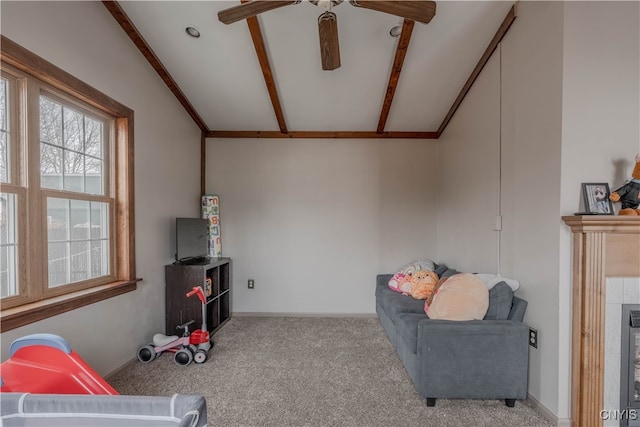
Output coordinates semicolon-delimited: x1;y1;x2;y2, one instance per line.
40;94;112;290
1;37;137;331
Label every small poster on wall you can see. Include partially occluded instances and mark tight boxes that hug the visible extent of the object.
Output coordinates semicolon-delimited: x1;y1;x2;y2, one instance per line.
202;195;222;257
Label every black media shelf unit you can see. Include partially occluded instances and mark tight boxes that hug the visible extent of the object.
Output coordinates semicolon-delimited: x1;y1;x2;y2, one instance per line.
165;257;231;336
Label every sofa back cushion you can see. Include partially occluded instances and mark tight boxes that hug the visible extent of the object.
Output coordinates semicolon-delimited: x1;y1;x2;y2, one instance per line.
483;281;514;320
425;273;489;321
434;264;459;279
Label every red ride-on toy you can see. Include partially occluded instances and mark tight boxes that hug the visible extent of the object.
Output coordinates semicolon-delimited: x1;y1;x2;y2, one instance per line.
137;286;212;366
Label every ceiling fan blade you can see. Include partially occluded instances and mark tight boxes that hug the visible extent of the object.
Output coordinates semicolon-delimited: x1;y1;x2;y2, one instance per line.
318;12;341;70
349;1;436;24
218;0;299;25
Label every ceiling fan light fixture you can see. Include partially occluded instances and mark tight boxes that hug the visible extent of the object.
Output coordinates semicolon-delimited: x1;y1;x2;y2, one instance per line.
310;0;344;11
389;24;403;38
185;26;201;38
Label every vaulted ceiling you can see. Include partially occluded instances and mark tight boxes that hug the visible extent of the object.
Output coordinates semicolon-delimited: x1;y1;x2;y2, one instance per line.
107;1;516;138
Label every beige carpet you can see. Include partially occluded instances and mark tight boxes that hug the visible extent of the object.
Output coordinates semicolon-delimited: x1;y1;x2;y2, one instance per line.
108;317;553;427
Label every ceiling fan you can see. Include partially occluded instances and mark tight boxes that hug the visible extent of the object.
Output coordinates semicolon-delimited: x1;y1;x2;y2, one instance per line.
218;0;436;71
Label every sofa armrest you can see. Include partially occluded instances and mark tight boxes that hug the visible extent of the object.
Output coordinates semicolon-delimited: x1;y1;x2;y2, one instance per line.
416;319;529;399
377;274;394;288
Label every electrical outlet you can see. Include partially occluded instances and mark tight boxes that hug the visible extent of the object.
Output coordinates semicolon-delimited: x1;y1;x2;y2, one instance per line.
529;327;538;348
248;279;254;289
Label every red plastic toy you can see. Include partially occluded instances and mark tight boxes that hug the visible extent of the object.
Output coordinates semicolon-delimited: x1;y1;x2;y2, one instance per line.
0;333;118;395
186;286;211;352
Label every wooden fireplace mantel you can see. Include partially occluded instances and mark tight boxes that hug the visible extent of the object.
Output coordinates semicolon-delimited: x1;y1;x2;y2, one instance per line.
562;215;640;427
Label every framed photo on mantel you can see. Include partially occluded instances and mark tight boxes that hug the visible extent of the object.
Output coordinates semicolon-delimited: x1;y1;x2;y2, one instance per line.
580;183;614;215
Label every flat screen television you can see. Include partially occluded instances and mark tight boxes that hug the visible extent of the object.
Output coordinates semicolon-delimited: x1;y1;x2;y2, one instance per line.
175;218;209;262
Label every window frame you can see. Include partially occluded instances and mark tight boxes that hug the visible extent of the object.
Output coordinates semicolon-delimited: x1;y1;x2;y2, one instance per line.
0;36;138;332
1;66;28;307
38;86;117;299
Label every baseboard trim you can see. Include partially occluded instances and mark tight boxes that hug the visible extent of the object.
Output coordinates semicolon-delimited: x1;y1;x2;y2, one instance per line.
104;357;137;382
526;393;571;427
232;312;377;318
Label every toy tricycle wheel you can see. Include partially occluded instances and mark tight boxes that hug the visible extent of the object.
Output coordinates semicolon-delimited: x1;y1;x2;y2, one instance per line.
194;349;207;364
137;344;156;363
174;348;193;366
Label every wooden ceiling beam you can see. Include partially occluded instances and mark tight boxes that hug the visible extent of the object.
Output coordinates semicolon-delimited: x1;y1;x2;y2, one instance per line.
200;131;206;196
243;1;288;134
102;1;208;133
437;4;517;136
102;1;517;142
377;19;415;134
207;130;438;139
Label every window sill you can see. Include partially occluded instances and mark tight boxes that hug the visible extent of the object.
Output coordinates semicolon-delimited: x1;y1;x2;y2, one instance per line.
0;279;141;332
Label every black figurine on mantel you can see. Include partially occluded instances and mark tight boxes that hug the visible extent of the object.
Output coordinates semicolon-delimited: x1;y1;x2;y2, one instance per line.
610;154;640;216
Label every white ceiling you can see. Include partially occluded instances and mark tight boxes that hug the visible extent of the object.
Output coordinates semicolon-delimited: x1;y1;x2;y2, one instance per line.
119;1;514;132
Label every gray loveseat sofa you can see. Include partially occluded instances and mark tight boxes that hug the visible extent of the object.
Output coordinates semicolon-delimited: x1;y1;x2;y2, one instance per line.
376;264;529;407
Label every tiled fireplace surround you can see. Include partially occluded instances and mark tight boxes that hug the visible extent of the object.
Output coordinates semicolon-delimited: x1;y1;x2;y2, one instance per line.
605;277;640;426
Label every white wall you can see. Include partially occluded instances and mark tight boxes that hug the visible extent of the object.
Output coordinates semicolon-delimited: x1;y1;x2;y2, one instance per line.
0;1;202;375
500;1;565;417
206;138;439;314
558;1;640;419
436;52;501;274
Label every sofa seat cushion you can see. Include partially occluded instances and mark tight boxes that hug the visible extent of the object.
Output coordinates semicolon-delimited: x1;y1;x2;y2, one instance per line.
376;286;425;318
394;312;427;354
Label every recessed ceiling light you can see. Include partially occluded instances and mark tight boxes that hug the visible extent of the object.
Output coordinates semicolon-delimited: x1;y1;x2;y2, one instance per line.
185;26;201;38
389;24;403;38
